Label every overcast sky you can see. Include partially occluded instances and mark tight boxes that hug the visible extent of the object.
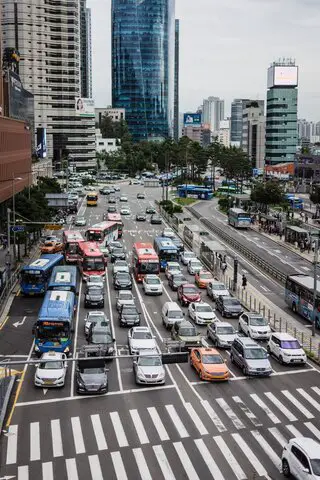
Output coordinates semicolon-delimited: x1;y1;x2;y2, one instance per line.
88;0;320;121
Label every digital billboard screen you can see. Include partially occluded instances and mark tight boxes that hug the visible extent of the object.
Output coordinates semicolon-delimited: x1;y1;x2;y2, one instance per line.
75;97;95;117
184;113;201;127
268;65;298;88
36;128;47;158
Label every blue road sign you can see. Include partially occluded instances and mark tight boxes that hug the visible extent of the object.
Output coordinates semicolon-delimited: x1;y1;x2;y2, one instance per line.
11;225;25;233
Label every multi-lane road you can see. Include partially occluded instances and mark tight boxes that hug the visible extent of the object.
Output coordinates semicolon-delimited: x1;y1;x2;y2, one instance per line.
1;184;320;480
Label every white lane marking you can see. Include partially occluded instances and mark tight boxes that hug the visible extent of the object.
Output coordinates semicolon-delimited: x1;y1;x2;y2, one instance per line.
251;430;281;469
194;438;225;480
91;414;108;450
173;441;200;480
232;433;271;479
66;458;79;480
175;364;203;402
6;424;18;464
133;448;153;480
106;267;123;391
281;390;314;419
250;393;281;424
42;462;54;480
185;402;209;436
130;409;149;444
232;396;262;427
18;465;29;479
153;444;176;480
71;417;85;454
111;451;128;480
30;422;40;461
286;424;304;438
216;398;245;430
305;422;320;440
88;455;104;480
260;285;270;292
165;404;189;438
297;388;320;411
70;278;82;397
311;386;320;397
51;419;63;457
147;407;170;441
213;436;246;480
110;411;129;447
264;391;297;422
201;400;227;432
268;427;287;447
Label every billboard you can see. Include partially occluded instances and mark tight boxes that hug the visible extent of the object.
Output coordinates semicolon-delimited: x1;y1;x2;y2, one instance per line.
184;113;201;127
36;128;47;158
265;162;295;179
268;65;298;88
75;97;95;117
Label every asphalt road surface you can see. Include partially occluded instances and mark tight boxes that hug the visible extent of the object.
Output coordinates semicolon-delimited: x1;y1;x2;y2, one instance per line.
1;184;320;480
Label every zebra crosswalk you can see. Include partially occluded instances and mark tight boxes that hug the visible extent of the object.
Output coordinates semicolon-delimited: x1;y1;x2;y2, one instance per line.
2;384;320;479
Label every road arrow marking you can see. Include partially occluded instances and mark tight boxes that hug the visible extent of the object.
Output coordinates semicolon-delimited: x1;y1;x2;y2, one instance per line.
43;389;48;395
12;316;27;328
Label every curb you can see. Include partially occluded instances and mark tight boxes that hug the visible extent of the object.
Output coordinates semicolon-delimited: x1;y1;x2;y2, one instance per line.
0;375;16;434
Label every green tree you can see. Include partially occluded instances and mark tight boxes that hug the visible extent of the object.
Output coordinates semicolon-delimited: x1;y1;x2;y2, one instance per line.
310;185;320;218
206;138;223;191
251;180;284;212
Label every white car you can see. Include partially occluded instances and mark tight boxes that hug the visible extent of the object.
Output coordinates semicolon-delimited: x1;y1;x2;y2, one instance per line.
34;351;67;388
114;186;121;191
282;437;320;479
207;281;229;301
120;196;128;202
120;207;131;215
128;326;157;355
179;250;196;265
133;349;165;385
162;228;175;238
188;302;217;325
84;311;109;336
113;260;130;275
142;275;163;295
116;290;135;311
238;312;271;340
165;261;181;279
267;332;306;365
187;258;202;275
86;275;105;287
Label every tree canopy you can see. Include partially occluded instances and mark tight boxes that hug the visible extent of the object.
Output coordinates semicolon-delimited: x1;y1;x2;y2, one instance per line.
251;180;284;209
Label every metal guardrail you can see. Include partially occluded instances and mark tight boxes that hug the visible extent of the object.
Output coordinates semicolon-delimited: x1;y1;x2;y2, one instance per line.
187;206;288;285
0;268;19;320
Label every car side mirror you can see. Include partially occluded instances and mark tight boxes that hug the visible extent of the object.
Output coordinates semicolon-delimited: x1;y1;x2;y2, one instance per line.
34;363;39;368
133;361;137;366
105;368;110;372
301;468;310;474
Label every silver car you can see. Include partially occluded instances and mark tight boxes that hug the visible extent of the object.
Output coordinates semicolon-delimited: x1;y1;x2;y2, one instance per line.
207;321;237;348
113;260;130;276
230;337;272;376
84;311;109;336
179;250;196;266
133;349;165;385
128;326;157;355
116;290;135;311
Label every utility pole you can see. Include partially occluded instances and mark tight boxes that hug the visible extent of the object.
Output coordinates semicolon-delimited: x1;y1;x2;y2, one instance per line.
6;208;11;278
312;238;319;336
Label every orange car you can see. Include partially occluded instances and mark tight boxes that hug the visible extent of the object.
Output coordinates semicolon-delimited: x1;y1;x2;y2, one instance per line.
40;240;64;254
190;347;229;381
195;270;214;289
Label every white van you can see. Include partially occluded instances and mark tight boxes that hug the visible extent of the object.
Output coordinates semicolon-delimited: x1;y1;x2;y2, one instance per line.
161;302;184;329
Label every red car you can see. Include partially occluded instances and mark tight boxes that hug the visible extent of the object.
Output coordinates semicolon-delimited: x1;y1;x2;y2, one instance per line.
177;283;201;306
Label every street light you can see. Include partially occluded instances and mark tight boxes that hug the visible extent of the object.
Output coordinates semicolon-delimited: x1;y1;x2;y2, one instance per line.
11;175;22;261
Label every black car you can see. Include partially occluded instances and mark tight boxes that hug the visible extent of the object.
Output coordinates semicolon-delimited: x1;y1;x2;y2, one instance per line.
171;237;184;252
119;304;141;327
136;213;146;221
137;193;145;199
150;214;162;224
99;187;110;195
146;207;156;214
216;295;243;318
111;247;126;263
113;272;132;290
87;322;115;357
108;197;116;204
76;358;108;394
84;285;105;308
168;273;188;291
108;240;122;251
107;206;117;213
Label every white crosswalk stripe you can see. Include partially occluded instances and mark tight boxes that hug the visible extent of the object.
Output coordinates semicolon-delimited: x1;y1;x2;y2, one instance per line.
88;455;104;480
18;465;29;480
30;422;40;461
305;422;320;440
214;435;247;479
286;424;304;438
111;451;128;480
6;424;18;465
297;388;320;411
130;409;150;444
51;419;63;458
251;430;281;469
147;406;170;441
165;404;189;438
42;461;53;480
232;395;262;427
281;390;314;419
264;391;297;422
90;414;108;451
110;411;129;447
194;438;225;480
71;417;85;454
250;393;281;424
184;402;209;436
232;433;270;479
268;427;287;447
216;398;245;430
133;448;153;480
66;458;79;480
174;441;200;480
153;444;176;480
311;386;320;397
201;399;227;432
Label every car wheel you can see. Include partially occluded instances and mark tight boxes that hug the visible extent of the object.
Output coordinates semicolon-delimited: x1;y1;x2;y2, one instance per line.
190;358;194;368
238;323;242;332
243;366;249;376
222;310;226;317
199;370;203;380
279;355;284;365
230;353;234;363
282;459;290;477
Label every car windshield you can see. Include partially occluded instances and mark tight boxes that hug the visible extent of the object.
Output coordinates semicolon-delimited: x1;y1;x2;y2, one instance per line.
202;355;224;364
311;459;320;475
138;356;162;366
117;273;130;280
133;332;152;339
122;307;138;315
39;361;64;370
92;331;112;344
180;328;197;336
146;278;160;284
213;284;227;290
168;311;183;318
80;367;104;374
183;287;197;294
245;348;268;359
113;248;124;254
110;242;122;248
280;340;301;349
191;260;201;266
88;315;105;323
88;286;103;294
174;275;186;283
184;252;195;258
249;316;267;326
196;305;212;312
83;258;105;271
216;326;235;335
223;298;239;306
119;293;133;300
77;218;85;222
88;276;102;283
200;273;212;279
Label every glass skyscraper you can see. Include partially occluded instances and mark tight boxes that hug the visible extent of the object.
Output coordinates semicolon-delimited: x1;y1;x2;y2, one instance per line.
112;0;175;142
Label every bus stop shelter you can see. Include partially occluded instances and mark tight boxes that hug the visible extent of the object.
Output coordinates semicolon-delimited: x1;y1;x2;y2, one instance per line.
285;225;309;244
229;194;251;208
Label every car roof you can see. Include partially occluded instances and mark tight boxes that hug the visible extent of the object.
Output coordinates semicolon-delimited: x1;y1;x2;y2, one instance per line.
145;274;160;278
132;326;150;332
289;437;320;457
138;348;160;356
236;337;259;347
272;332;297;341
87;311;105;316
182;283;196;288
167;262;180;266
245;312;263;317
215;321;234;327
195;347;220;355
211;282;227;287
164;301;181;309
178;320;194;328
40;351;64;360
193;302;211;308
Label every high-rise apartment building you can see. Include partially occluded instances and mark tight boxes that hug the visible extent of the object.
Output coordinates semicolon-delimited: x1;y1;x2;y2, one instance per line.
1;0;96;169
80;0;92;98
231;99;264;146
173;19;179;142
202;97;224;134
112;0;175;142
218;119;230;148
265;59;298;164
242;102;266;169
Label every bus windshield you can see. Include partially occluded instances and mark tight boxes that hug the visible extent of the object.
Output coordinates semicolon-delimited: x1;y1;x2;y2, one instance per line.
160;251;178;262
37;324;70;339
138;261;159;274
87;195;97;201
21;271;43;284
83;258;105;271
66;243;78;254
87;231;102;242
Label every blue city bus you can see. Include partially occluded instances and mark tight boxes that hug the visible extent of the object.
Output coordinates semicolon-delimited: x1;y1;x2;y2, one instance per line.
285;194;304;210
48;266;77;295
228;208;252;229
177;185;213;200
20;254;64;295
153;237;178;271
285;274;320;328
34;290;75;356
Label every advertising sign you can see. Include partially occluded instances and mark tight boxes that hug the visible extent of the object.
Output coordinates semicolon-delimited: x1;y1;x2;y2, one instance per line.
36;127;47;158
267;65;298;88
7;71;34;127
183;113;201;127
265;162;295;179
75;97;95;117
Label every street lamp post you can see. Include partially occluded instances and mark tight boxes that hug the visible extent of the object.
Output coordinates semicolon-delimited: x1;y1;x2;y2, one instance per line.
12;175;22;260
312;237;319;336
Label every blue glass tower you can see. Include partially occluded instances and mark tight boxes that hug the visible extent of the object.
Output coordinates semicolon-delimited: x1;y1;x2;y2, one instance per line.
112;0;175;142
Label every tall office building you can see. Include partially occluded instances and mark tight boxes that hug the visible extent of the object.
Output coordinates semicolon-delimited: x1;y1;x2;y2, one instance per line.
231;99;264;146
1;0;96;168
80;0;92;98
112;0;175;142
202;97;224;134
242;102;266;169
173;19;179;142
265;59;298;164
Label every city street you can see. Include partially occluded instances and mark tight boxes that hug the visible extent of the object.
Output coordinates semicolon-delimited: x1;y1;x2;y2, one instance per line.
1;185;320;479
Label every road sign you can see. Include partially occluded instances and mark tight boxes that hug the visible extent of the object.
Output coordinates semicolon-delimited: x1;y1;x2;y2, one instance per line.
10;225;25;233
44;224;62;230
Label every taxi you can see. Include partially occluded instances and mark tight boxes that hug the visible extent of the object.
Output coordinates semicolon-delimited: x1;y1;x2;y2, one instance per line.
190;347;230;381
40;240;64;254
195;270;214;289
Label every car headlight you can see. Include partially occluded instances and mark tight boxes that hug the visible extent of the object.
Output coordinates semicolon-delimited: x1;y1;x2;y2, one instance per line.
77;380;85;387
35;375;42;381
56;376;64;381
64;347;70;353
137;370;145;379
35;345;40;352
108;347;114;353
158;372;165;378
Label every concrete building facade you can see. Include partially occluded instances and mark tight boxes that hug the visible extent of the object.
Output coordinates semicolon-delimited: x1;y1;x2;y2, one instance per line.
80;1;92;98
242;102;266;169
202;96;224;135
95;107;125;128
173;19;179;142
218;119;230;148
231;98;264;146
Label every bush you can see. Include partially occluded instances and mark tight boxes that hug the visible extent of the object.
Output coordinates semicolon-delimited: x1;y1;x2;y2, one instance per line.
159;200;182;215
218;197;230;212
